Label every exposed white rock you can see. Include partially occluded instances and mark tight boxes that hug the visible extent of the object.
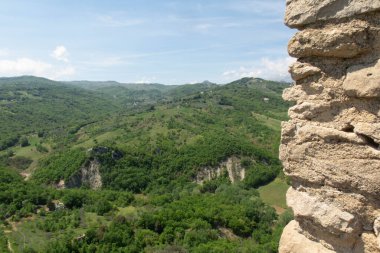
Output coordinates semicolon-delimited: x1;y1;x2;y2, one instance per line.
66;159;102;190
287;187;360;234
196;157;245;184
279;220;335;253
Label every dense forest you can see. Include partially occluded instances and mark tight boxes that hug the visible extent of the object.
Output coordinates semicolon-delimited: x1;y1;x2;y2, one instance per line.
0;76;292;252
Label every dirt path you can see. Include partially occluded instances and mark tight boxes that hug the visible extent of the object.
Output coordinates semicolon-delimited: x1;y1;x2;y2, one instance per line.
273;205;286;215
7;239;14;253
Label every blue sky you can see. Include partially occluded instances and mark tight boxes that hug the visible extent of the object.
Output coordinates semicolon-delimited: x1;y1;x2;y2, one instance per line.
0;0;295;84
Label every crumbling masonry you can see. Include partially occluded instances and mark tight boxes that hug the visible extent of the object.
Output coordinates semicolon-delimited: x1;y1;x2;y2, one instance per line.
279;1;380;252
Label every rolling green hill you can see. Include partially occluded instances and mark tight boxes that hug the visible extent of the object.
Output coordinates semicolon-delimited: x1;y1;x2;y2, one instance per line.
0;76;121;150
0;76;292;253
31;77;290;192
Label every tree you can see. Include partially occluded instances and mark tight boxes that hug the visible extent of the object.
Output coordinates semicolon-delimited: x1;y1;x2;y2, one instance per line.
94;199;113;215
20;136;30;147
62;191;86;209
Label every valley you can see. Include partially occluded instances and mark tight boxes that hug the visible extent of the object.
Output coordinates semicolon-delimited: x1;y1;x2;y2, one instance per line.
0;76;292;252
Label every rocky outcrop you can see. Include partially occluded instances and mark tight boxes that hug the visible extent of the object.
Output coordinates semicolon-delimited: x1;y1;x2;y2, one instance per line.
196;157;245;184
280;1;380;252
65;159;102;190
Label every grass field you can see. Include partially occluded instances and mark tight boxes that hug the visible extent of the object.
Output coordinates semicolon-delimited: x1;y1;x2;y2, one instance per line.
74;129;125;148
6;135;52;176
258;177;289;214
7;217;52;253
251;112;282;132
117;206;139;221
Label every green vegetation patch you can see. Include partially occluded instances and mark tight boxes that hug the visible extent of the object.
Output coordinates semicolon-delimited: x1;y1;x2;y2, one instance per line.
32;149;87;184
259;177;290;213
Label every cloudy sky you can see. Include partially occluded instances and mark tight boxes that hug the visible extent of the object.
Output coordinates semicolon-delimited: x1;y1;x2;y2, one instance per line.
0;0;295;84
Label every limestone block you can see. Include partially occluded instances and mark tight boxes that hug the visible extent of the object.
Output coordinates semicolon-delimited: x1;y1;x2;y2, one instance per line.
281;1;380;252
302;187;380;231
285;0;380;28
353;232;380;253
287;187;360;234
283;144;380;198
283;86;307;102
343;60;380;98
283;84;335;102
279;220;335;253
281;123;380;198
354;123;380;143
288;22;369;58
289;62;321;81
288;102;331;120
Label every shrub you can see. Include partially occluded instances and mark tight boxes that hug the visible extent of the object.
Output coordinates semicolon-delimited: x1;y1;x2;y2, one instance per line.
20;136;30;147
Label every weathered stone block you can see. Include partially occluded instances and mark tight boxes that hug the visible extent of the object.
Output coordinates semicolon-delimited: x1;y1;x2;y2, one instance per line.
288;21;369;58
287;187;360;235
343;60;380;98
281;0;380;252
285;0;380;28
289;62;321;81
279;220;335;253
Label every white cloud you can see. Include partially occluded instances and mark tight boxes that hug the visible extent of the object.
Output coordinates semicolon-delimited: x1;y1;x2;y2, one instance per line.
98;15;145;27
222;57;295;82
136;76;157;84
51;46;69;62
0;57;75;80
0;58;51;76
0;49;10;57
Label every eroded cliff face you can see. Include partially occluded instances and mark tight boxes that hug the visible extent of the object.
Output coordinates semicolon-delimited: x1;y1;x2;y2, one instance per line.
65;159;102;190
195;157;245;184
280;1;380;252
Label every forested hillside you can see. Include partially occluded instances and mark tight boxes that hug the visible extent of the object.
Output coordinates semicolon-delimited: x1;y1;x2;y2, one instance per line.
0;76;121;151
0;76;293;253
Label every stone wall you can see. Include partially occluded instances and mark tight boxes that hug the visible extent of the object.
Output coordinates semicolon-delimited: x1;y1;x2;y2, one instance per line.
279;1;380;252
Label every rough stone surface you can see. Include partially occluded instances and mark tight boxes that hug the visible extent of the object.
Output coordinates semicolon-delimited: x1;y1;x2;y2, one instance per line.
286;187;360;235
289;62;321;81
288;20;370;58
66;159;102;190
375;217;380;237
280;1;380;252
343;60;380;97
279;220;335;253
195;156;245;184
285;0;380;28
